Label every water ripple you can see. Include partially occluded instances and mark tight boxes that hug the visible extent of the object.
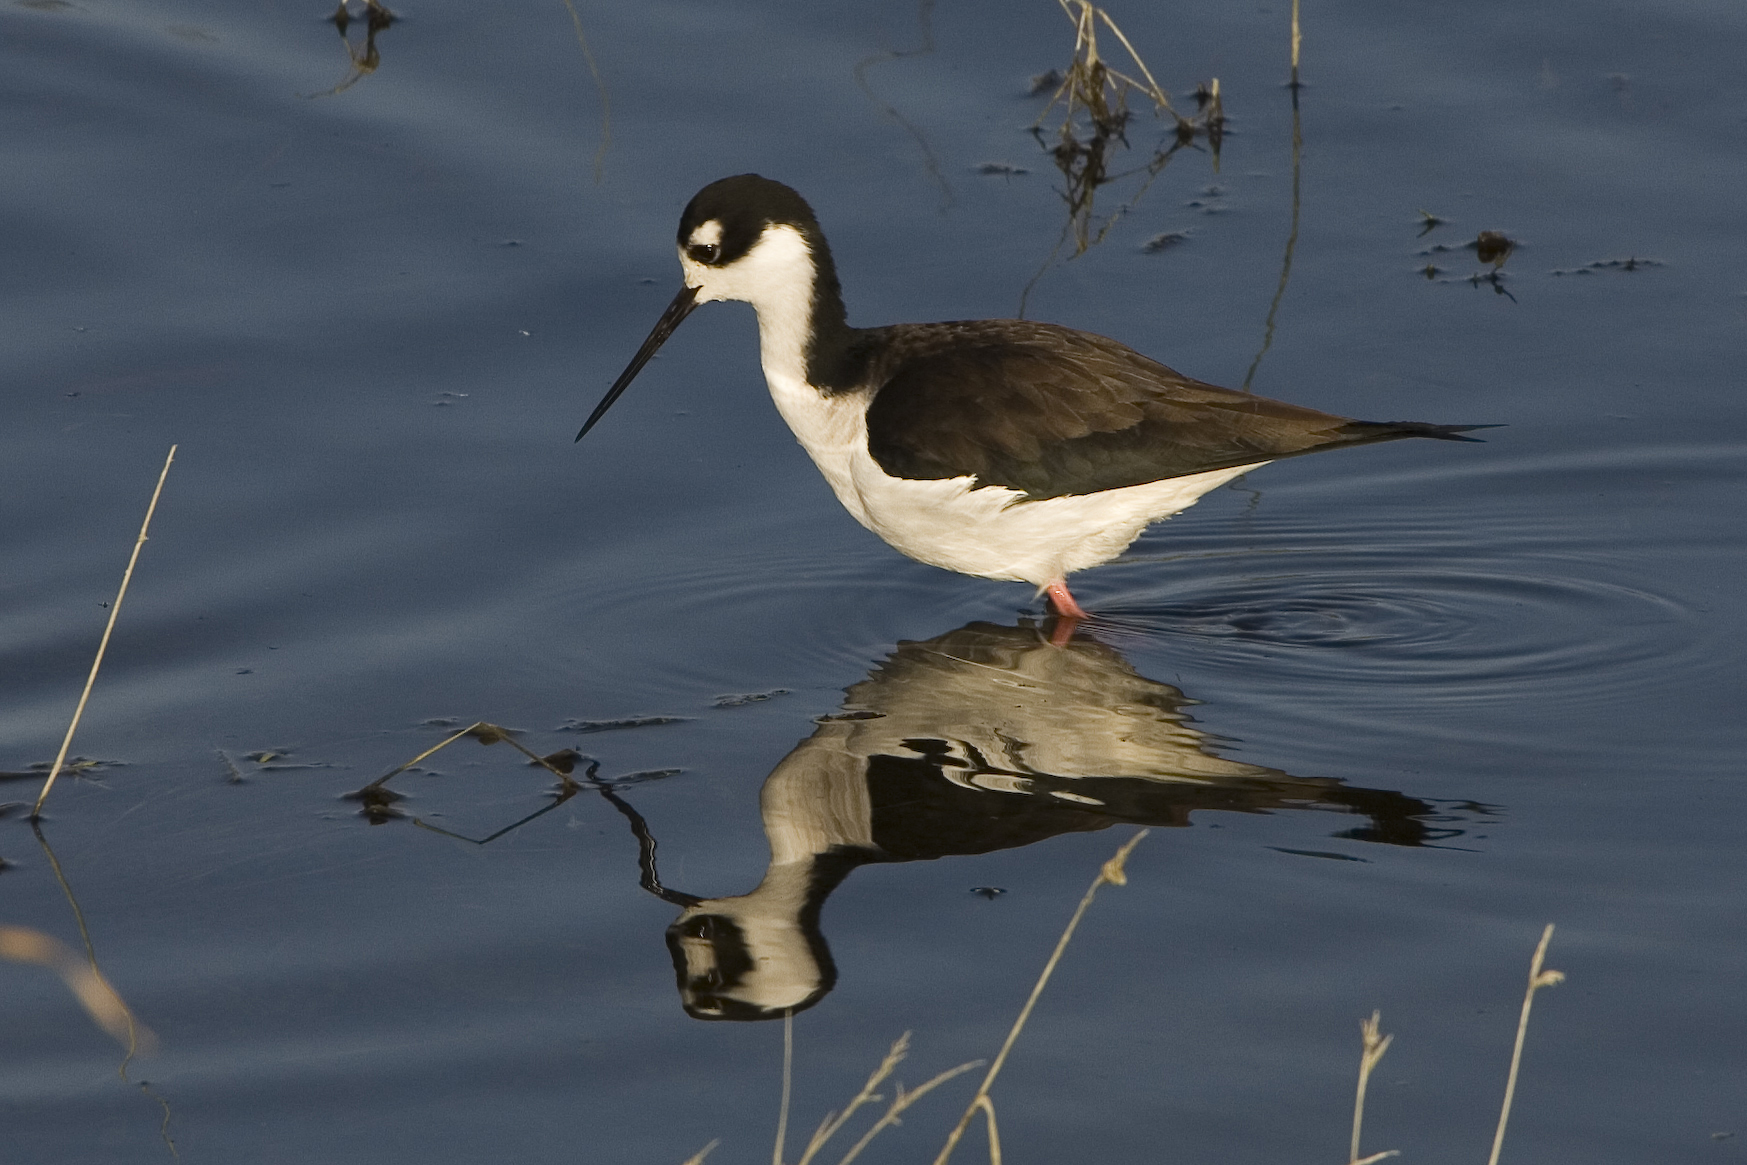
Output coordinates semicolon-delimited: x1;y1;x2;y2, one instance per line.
1079;439;1742;711
1095;558;1699;706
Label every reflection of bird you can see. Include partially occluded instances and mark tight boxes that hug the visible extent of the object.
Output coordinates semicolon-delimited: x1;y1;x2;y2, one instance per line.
580;175;1487;618
658;621;1459;1021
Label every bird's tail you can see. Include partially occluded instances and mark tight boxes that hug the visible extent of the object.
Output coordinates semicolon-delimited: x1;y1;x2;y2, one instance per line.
1351;421;1502;443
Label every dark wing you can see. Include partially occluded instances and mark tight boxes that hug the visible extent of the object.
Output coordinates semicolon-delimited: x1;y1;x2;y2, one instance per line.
862;321;1484;500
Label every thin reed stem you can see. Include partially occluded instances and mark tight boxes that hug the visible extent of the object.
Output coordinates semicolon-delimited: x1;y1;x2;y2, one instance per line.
558;0;611;182
362;721;577;793
1242;94;1301;391
835;1060;981;1165
34;446;177;819
1488;925;1563;1165
361;723;479;790
1350;1010;1394;1164
774;1008;793;1165
973;1096;1001;1165
1290;0;1302;85
679;1139;719;1165
797;1034;909;1165
1094;7;1173;112
31;823;153;1070
932;830;1148;1165
140;1079;180;1160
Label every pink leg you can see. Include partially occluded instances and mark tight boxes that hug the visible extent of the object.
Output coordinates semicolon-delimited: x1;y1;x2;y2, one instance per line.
1044;580;1087;647
1045;579;1089;620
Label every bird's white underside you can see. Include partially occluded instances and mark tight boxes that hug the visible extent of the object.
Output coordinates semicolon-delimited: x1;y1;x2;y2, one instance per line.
683;223;1268;586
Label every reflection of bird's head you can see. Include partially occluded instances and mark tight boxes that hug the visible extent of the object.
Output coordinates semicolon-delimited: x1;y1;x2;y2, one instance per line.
663;851;862;1022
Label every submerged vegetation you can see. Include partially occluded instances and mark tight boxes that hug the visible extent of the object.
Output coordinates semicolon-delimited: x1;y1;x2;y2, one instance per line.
310;0;395;99
1018;1;1225;312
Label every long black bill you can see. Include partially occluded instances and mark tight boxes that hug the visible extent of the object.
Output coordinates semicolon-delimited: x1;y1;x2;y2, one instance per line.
576;284;701;442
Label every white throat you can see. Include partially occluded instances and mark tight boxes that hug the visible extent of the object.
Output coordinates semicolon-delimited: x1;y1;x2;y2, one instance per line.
682;224;817;388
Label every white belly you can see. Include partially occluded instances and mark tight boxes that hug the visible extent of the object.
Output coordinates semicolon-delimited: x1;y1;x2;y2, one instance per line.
849;456;1261;584
763;369;1264;587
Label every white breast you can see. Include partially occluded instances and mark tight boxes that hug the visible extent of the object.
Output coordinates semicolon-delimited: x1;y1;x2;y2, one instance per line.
717;222;1262;586
761;364;1262;586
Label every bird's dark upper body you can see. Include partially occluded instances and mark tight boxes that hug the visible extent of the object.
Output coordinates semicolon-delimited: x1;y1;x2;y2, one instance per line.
848;319;1475;500
675;174;1481;503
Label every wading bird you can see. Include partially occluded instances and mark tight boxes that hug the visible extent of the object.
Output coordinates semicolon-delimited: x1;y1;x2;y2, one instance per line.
580;175;1484;622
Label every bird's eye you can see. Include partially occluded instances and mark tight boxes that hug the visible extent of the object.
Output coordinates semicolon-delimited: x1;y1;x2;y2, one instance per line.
687;242;721;264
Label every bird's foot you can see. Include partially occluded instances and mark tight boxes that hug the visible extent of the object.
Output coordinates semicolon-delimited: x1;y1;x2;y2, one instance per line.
1044;579;1088;646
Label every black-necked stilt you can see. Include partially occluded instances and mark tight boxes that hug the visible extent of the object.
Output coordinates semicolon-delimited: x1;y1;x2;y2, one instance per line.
580;175;1487;620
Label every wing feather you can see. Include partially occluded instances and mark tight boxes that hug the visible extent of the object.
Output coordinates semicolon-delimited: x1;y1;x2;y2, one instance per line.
862;321;1477;500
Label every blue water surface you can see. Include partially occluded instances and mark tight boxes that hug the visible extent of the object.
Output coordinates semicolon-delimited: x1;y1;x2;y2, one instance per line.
2;1;1743;1162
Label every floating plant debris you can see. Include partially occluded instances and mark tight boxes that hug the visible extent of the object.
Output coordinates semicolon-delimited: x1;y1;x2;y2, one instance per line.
559;715;691;733
1474;230;1514;266
1140;230;1190;253
712;689;792;708
1551;256;1663;276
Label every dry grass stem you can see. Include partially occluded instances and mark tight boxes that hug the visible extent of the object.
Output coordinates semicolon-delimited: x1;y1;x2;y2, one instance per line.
362;721;578;792
1350;1010;1396;1165
362;722;489;790
31;824;153;1074
834;1059;983;1165
775;1027;979;1165
1044;0;1176;117
1290;0;1302;83
973;1096;1002;1165
0;926;157;1053
33;446;177;819
796;1033;911;1165
558;0;612;182
774;1008;794;1165
140;1079;180;1159
1240;93;1301;392
679;1139;720;1165
932;830;1148;1165
1487;925;1563;1165
854;1;951;209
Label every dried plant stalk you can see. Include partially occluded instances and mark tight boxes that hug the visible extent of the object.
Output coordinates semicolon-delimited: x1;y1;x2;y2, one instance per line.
932;830;1148;1165
1349;1011;1397;1165
0;926;156;1052
33;446;177;819
1488;925;1564;1165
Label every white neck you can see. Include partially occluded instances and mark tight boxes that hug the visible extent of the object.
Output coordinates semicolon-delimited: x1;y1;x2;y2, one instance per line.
683;223;868;522
683;224;817;388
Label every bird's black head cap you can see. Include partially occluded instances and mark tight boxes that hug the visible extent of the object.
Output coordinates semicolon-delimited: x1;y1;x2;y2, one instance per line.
677;174;824;267
676;175;859;387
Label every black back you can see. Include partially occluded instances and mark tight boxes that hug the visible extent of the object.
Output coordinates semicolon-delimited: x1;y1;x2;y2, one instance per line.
862;320;1480;500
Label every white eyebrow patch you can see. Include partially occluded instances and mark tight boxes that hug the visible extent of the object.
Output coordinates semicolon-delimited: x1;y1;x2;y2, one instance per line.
687;220;724;247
